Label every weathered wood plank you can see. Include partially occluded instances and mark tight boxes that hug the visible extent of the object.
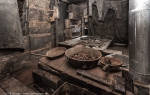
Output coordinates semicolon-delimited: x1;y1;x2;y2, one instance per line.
34;84;54;94
38;62;60;76
40;56;121;95
40;57;51;64
33;69;63;90
29;20;51;34
29;0;50;9
29;34;51;50
45;57;65;70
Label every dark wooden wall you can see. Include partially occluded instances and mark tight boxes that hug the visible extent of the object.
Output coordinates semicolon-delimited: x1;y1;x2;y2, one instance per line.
56;2;67;45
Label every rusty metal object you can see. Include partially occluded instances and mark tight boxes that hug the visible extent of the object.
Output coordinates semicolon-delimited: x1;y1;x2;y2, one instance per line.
99;57;122;71
31;47;66;59
105;54;129;68
76;69;114;87
65;47;102;69
105;54;129;72
46;47;66;58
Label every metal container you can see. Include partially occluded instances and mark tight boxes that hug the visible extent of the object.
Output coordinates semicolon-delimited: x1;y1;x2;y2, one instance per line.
99;57;122;71
105;54;129;68
0;0;24;50
129;0;150;84
65;47;102;69
52;82;96;95
31;47;66;59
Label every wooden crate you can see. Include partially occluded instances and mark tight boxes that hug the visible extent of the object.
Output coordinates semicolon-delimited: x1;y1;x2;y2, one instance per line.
69;11;81;20
65;29;72;38
68;4;80;12
68;4;83;20
65;28;81;38
65;19;71;28
65;19;81;39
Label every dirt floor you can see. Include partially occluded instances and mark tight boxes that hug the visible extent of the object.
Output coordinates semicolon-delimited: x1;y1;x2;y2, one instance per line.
12;63;38;85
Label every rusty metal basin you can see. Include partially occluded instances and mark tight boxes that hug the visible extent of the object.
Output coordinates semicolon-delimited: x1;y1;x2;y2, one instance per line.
65;47;102;69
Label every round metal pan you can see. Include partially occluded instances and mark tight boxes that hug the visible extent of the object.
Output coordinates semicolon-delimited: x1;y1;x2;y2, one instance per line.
31;47;66;59
46;47;66;59
105;54;129;68
99;57;123;71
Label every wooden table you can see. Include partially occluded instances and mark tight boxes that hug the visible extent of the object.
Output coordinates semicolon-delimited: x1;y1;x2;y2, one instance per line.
58;36;112;50
40;56;122;95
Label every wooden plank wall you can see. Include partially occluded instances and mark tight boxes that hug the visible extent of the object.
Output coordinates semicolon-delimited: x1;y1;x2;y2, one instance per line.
27;0;54;50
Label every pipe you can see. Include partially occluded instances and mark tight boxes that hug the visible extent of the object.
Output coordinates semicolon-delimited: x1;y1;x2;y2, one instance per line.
129;0;150;84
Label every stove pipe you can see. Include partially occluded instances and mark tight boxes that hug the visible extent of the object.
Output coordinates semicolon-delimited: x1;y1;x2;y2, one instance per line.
129;0;150;84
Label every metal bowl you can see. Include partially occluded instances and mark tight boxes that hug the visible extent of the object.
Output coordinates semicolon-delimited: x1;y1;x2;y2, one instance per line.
65;47;102;69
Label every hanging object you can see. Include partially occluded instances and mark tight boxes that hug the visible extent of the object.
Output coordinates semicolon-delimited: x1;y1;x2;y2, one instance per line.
0;0;24;50
88;0;123;21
